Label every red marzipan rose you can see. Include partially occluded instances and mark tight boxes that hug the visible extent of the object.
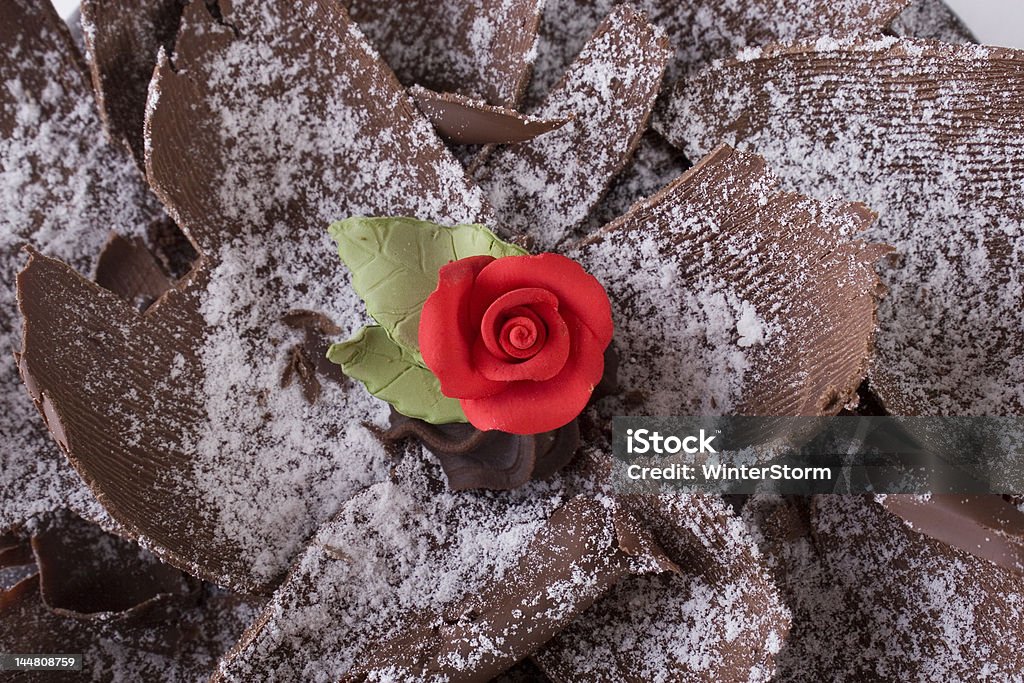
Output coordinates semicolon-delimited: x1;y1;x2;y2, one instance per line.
419;253;613;435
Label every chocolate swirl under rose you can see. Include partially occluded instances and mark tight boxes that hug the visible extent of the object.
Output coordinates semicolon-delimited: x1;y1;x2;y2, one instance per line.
419;253;613;435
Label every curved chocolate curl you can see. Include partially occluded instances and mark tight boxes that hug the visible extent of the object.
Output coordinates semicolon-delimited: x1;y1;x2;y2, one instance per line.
95;233;173;311
381;412;580;491
345;498;677;682
528;0;912;102
472;5;671;250
31;512;198;621
342;0;544;107
80;0;189;165
410;86;568;145
0;0;166;531
19;0;489;593
661;39;1024;415
572;145;890;417
808;495;1024;678
534;494;790;681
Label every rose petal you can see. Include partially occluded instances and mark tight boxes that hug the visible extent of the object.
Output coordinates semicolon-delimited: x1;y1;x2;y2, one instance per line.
463;314;604;434
480;287;558;358
472;302;570;382
500;314;545;357
470;254;613;347
420;255;505;399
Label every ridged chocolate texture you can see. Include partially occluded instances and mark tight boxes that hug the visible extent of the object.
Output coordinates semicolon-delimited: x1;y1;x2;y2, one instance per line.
17;0;489;593
0;0;166;531
572;145;890;417
661;39;1024;416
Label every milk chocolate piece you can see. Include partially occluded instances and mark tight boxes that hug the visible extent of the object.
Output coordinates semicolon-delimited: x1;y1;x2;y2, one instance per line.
889;0;976;43
527;0;911;103
343;0;544;107
346;497;677;682
662;39;1024;415
80;0;189;165
410;86;568;145
473;6;671;249
534;494;790;681
0;0;166;531
571;145;889;417
19;0;489;594
807;495;1024;678
381;412;580;491
95;233;173;311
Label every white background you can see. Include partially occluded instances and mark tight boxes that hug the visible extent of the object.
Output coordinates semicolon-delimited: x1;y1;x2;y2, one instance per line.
49;0;1024;49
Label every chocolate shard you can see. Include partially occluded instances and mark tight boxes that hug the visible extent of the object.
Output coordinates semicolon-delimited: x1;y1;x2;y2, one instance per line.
804;495;1024;678
0;0;166;531
381;412;580;491
342;0;544;107
214;454;579;681
80;0;190;166
19;0;489;593
527;0;911;104
889;0;977;44
409;86;568;145
661;38;1024;415
473;6;671;250
571;145;890;417
534;494;790;682
345;497;677;682
31;511;198;621
95;233;173;311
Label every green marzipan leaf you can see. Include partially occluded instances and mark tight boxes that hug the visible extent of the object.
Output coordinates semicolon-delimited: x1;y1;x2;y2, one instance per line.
327;325;467;424
328;216;527;363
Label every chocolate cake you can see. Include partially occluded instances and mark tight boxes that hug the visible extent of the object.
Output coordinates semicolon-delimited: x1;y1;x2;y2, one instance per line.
2;0;1023;680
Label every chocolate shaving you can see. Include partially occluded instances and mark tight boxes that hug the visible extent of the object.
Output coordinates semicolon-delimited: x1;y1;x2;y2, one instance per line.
473;5;671;249
660;38;1024;415
80;0;190;166
534;493;790;681
382;412;580;491
18;0;488;593
527;0;912;104
31;511;198;620
95;233;173;311
571;145;890;417
345;497;677;682
342;0;544;107
805;495;1024;678
409;86;568;145
0;0;166;530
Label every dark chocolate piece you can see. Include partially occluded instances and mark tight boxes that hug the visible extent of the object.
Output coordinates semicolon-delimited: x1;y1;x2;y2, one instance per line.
342;0;544;107
527;0;912;104
381;412;580;491
571;145;890;417
0;0;166;531
473;5;671;250
661;38;1024;415
80;0;189;166
410;86;568;145
95;233;173;311
18;0;488;594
